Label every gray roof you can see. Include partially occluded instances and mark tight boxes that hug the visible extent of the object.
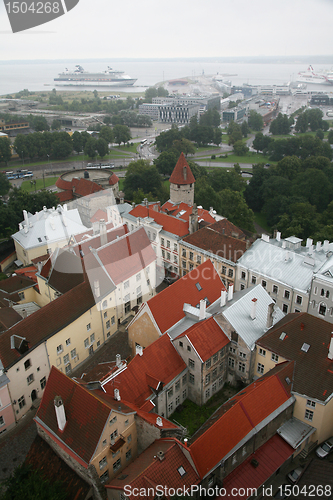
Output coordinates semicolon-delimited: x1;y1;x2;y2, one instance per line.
237;237;332;293
12;206;88;251
277;417;316;449
210;285;285;350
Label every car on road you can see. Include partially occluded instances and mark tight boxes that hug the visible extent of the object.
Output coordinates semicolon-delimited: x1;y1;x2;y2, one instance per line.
286;467;303;484
315;437;333;458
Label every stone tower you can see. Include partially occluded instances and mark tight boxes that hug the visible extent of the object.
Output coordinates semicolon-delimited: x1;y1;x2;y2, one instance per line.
169;153;195;206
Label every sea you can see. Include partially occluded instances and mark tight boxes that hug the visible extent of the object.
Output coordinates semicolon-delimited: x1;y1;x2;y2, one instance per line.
1;58;333;96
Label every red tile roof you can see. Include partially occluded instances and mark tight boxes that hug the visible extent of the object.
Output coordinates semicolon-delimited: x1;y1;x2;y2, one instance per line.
35;367;115;465
0;280;95;369
169;153;196;185
106;438;200;497
95;227;156;285
0;275;36;294
103;334;186;409
14;266;38;283
161;201;215;224
146;260;225;334
182;225;248;263
72;177;104;197
219;435;294;500
55;191;74;203
257;312;333;402
175;316;229;362
129;205;189;238
109;173;119;186
71;224;128;257
189;361;294;478
90;209;108;223
208;218;246;239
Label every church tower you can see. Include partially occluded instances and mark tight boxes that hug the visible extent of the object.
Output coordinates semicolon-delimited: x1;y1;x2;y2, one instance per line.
169;153;195;206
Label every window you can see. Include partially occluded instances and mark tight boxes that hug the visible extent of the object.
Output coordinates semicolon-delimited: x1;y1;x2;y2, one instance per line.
219;362;224;373
182;249;186;258
229;346;236;354
100;470;109;483
63;354;70;365
205;388;210;399
24;359;31;370
321;288;325;296
18;396;26;409
104;311;107;319
65;364;71;375
262;280;267;288
305;409;314;421
197;255;201;265
168;402;173;413
124;280;129;290
219;376;224;387
187;345;191;352
102;299;108;309
18;291;25;300
189;251;194;261
167;252;171;261
221;266;226;275
161;237;165;246
84;338;89;348
99;457;107;470
56;344;63;355
86;323;91;331
284;290;290;300
327;290;330;299
168;388;173;398
128;434;132;443
228;269;233;278
273;285;278;294
307;399;316;408
238;362;245;373
167;240;170;248
40;376;46;390
71;348;76;359
296;295;302;305
110;429;118;440
259;348;266;357
182;389;187;400
240;284;245;290
182;374;187;384
0;416;4;427
126;450;132;461
205;374;210;385
239;352;246;359
251;276;257;285
189;358;195;368
106;320;110;329
125;301;131;314
174;243;177;251
125;419;129;426
220;347;225;357
283;304;288;313
175;380;180;392
174;255;178;263
189;373;195;385
319;303;327;316
111;316;115;325
257;362;264;374
175;395;180;406
206;359;211;369
162;249;165;258
65;338;71;346
189;263;193;271
136;272;141;282
271;353;279;362
27;373;34;385
182;260;186;269
241;271;246;280
228;358;235;368
179;341;183;348
110;416;117;425
212;382;217;393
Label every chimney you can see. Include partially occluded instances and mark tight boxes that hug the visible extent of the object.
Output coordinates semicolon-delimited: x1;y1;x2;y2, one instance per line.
328;333;333;360
276;231;281;241
156;416;163;427
251;298;257;320
285;251;290;262
261;234;269;243
22;309;27;319
316;241;322;252
23;210;29;232
266;302;274;328
157;450;165;461
94;280;100;298
99;219;107;246
323;240;329;252
220;289;227;307
54;396;66;431
136;345;143;356
114;388;121;401
183;165;187;181
306;238;313;248
228;283;234;302
199;299;206;320
116;354;121;367
184;438;188;447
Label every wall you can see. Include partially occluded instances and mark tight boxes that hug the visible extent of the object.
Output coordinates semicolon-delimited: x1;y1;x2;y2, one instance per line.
127;310;160;355
293;394;333;445
0;382;16;434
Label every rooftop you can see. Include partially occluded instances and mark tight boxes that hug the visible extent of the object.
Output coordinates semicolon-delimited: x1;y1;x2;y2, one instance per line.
128;204;189;238
169;153;196;186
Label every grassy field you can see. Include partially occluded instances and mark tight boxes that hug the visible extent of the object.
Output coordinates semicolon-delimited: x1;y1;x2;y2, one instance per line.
209;152;272;164
21;177;58;192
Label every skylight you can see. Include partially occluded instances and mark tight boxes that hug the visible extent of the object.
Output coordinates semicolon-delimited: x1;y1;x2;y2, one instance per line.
301;343;310;353
178;466;186;477
195;282;202;291
279;332;287;341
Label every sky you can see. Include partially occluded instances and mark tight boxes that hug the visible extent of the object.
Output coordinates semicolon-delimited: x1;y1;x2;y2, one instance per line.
0;0;333;60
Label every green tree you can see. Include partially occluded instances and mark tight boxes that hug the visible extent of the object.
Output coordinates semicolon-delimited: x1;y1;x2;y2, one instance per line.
248;110;263;131
277;202;320;240
241;120;249;137
112;124;131;146
252;132;272;153
327;130;333;144
227;121;242;145
295;112;308;133
154;150;179;176
0;172;11;195
269;113;292;135
0;463;67;500
219;188;255;232
51;119;61;130
123;160;162;200
172;138;196;156
0;137;12;164
72;131;83;153
84;137;98;159
52;140;72;160
96;138;109;158
144;87;158;103
233;140;249;156
200;108;220;127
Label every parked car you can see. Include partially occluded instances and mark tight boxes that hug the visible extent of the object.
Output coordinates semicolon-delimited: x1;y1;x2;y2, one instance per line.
315;437;333;458
286;467;303;484
163;276;178;285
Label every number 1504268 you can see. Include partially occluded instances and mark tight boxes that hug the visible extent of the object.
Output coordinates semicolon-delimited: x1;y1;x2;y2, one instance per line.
5;2;60;14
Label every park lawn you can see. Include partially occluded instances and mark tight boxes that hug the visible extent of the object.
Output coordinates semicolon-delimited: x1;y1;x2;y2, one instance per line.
210;152;272;164
114;144;139;154
21;177;58;192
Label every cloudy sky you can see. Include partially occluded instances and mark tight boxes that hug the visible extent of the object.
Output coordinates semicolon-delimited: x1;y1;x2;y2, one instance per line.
0;0;333;60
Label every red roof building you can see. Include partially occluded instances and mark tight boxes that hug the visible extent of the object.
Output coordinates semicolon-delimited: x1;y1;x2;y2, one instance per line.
169;153;195;206
189;361;295;481
161;200;215;225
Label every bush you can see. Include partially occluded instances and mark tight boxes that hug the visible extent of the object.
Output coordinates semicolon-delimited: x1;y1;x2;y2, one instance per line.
211;154;216;159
